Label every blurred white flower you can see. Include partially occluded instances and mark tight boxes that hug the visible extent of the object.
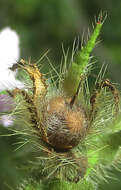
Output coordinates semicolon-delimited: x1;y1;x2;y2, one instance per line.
0;115;13;127
0;94;14;127
0;27;24;90
0;28;24;127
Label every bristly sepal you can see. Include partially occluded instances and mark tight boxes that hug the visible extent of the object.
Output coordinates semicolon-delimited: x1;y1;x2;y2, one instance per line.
63;12;106;96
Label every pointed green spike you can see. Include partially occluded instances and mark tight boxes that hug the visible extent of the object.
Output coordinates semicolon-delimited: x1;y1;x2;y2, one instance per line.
63;15;104;96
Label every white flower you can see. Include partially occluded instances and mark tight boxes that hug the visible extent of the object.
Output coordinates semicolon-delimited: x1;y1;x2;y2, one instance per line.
0;27;24;127
0;115;13;127
0;27;24;90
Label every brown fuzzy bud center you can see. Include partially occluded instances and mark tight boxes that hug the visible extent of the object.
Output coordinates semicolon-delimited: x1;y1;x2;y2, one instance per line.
42;96;88;150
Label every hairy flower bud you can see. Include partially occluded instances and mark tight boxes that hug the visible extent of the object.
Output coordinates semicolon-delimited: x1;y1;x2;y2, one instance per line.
42;96;88;150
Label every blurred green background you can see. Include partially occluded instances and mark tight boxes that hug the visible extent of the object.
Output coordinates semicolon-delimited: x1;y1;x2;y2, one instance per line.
0;0;121;83
0;0;121;189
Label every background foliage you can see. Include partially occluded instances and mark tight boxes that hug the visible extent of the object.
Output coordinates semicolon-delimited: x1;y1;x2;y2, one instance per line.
0;0;121;82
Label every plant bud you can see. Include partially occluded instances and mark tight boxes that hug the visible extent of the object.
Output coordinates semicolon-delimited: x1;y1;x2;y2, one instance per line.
42;96;88;150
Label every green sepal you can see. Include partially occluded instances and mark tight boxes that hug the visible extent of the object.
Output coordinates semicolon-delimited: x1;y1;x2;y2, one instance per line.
63;20;103;96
